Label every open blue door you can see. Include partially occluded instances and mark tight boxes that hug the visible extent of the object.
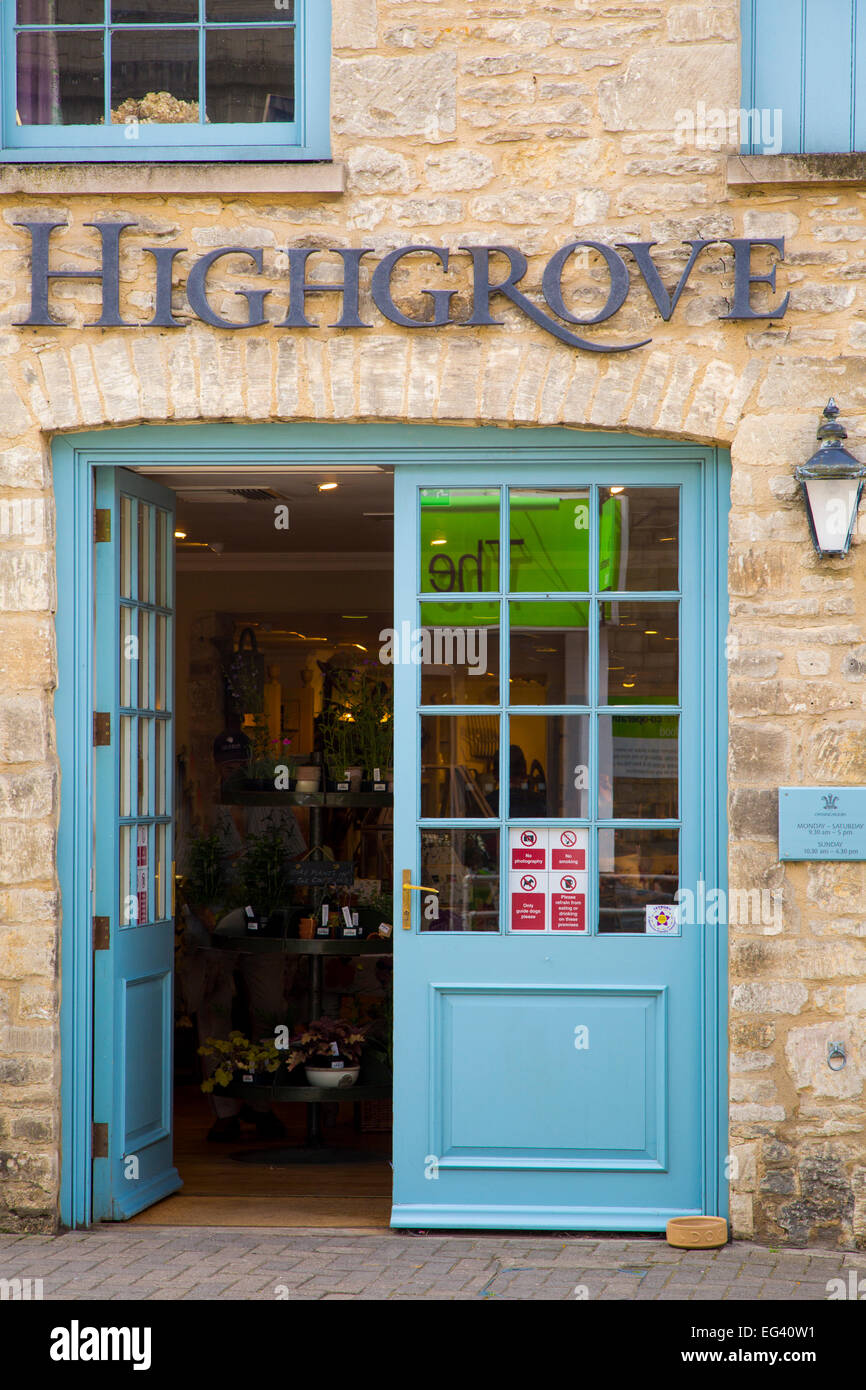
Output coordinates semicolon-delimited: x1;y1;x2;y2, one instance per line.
391;456;723;1230
92;467;181;1220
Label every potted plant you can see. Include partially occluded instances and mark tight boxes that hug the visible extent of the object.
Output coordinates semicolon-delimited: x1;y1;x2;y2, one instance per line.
364;889;394;934
180;824;231;926
319;703;358;790
287;1017;368;1089
353;674;392;789
235;817;294;924
199;1031;284;1091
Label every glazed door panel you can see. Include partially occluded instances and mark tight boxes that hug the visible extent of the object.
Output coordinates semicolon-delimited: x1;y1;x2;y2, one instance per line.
391;460;717;1230
92;468;180;1220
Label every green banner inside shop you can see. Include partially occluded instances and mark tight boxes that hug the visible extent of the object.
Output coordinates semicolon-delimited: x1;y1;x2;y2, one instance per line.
418;489;623;626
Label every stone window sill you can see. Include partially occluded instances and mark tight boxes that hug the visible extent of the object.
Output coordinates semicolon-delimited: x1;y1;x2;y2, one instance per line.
727;153;866;189
0;161;346;197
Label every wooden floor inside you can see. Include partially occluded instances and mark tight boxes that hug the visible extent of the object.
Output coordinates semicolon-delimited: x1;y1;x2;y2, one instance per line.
131;1084;393;1228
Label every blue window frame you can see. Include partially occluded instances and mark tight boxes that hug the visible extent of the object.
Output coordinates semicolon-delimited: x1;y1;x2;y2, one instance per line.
741;0;866;153
1;0;331;162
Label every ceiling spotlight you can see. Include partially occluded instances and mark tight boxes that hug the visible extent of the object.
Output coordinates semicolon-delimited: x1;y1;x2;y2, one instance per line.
609;486;625;495
174;529;187;539
318;481;338;492
430;537;447;546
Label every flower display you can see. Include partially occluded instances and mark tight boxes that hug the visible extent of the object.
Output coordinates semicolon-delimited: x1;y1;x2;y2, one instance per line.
198;1031;282;1092
111;92;200;125
286;1017;368;1071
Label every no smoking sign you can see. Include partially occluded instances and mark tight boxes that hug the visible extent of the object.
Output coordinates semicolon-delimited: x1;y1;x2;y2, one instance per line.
551;829;586;872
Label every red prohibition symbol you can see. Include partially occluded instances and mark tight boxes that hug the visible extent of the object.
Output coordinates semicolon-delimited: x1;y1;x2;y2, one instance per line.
560;830;577;847
520;875;538;892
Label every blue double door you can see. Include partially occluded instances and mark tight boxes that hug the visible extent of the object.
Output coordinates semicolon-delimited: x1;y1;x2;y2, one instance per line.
90;442;724;1229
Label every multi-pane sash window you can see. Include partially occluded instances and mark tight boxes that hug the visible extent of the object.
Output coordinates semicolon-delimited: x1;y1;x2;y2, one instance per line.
741;0;866;153
1;0;330;160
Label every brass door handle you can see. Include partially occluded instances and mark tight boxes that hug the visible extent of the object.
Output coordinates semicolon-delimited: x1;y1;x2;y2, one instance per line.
402;868;440;930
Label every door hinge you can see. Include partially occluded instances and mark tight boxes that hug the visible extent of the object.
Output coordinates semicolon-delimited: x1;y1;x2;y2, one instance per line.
93;916;110;951
92;1123;109;1159
93;712;111;746
94;509;111;543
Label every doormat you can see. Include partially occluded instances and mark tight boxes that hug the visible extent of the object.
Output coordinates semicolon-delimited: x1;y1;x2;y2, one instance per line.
129;1195;392;1228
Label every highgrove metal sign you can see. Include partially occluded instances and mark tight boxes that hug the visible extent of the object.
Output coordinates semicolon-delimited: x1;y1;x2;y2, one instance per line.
14;221;791;352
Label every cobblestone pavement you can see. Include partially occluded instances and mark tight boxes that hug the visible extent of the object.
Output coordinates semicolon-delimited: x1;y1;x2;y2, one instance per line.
0;1227;862;1300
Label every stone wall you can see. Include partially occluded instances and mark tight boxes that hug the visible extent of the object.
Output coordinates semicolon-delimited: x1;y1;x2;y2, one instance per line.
0;0;864;1243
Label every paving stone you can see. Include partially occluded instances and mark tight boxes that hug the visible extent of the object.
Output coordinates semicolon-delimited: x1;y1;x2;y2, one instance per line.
0;1228;857;1300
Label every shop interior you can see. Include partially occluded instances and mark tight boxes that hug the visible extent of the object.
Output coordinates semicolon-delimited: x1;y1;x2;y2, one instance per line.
136;464;398;1227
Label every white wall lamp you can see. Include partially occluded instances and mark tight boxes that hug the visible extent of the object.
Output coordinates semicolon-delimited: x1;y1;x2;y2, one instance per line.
796;399;866;557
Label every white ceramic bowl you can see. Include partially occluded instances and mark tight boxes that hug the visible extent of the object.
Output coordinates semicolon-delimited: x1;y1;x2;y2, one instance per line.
304;1065;360;1089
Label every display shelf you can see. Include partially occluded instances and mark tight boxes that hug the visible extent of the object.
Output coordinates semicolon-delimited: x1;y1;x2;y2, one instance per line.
207;930;392;1143
221;1081;392;1103
209;934;392;955
220;788;392;808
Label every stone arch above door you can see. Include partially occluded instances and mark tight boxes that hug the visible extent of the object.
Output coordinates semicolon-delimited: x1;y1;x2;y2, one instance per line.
0;331;776;451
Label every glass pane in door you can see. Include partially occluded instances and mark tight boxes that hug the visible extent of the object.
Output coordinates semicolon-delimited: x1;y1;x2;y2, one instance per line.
421;714;499;817
420;488;500;594
507;715;589;819
600;601;678;705
509;488;590;592
137;502;152;603
120;495;133;599
418;601;500;704
598;828;679;934
120;604;135;706
420;828;500;932
509;601;589;705
598;486;679;591
598;715;678;819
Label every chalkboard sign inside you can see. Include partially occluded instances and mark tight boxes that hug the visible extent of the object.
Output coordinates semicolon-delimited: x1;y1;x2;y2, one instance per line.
287;860;354;886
